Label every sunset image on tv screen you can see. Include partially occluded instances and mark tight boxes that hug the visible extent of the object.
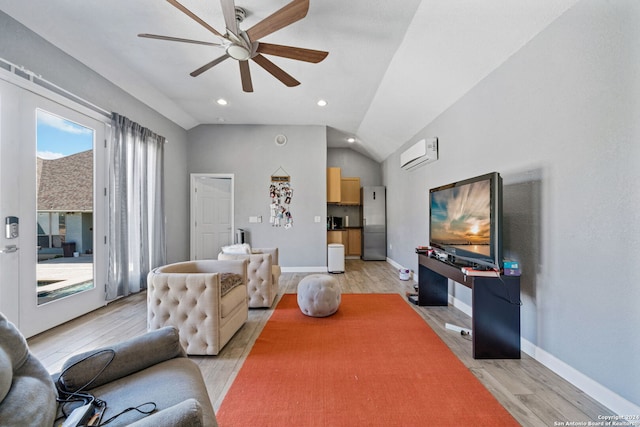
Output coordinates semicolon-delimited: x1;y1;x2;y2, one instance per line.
430;179;491;253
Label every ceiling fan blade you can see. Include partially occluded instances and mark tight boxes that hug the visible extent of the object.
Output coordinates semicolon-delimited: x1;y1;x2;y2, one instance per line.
247;0;309;41
220;0;239;36
239;61;253;92
251;54;300;87
190;54;230;77
167;0;224;38
257;43;328;63
138;33;221;47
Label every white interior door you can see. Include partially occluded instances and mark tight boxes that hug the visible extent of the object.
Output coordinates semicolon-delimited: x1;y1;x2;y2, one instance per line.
190;174;234;260
0;75;108;337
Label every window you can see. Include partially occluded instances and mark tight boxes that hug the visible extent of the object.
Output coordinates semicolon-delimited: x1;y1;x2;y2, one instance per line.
36;109;95;304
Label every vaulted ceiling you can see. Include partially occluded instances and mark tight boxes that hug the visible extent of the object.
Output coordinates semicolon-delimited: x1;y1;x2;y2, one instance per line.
0;0;579;161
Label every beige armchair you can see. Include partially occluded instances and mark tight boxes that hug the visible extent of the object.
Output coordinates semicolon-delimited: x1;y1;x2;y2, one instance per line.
147;259;248;356
218;247;281;308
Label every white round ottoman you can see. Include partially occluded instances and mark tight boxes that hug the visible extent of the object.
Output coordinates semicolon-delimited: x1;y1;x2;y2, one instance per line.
297;274;341;317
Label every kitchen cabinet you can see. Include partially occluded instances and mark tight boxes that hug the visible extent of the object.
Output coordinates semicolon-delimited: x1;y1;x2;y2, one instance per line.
327;168;360;205
327;230;344;245
346;228;362;256
340;177;361;205
327;167;341;203
327;228;362;257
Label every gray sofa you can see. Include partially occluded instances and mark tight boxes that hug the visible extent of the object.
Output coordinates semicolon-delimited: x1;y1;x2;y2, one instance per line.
0;312;217;426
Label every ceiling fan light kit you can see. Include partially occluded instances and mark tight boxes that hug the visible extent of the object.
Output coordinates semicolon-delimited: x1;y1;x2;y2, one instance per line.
140;0;328;92
227;44;251;61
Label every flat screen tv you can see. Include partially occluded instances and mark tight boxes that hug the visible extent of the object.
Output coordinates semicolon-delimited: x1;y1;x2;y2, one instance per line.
429;172;503;269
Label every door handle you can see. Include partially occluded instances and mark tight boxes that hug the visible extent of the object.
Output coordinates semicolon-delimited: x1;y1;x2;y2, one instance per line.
0;245;19;253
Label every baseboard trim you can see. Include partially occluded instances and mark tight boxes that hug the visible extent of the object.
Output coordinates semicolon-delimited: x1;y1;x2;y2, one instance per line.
387;257;638;416
385;257;415;281
280;266;327;273
386;257;402;269
447;291;639;416
448;295;472;316
520;338;640;416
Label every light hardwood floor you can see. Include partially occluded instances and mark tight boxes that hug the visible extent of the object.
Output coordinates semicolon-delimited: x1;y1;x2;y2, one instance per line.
28;259;614;426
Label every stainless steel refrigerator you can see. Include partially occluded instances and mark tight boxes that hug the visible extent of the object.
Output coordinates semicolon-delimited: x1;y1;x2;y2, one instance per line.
361;186;386;260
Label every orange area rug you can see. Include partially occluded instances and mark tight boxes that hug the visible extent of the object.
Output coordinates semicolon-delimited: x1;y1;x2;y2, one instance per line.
216;294;518;426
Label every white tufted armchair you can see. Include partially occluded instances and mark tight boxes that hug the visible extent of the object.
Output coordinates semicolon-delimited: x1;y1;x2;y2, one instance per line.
147;259;248;356
218;247;281;308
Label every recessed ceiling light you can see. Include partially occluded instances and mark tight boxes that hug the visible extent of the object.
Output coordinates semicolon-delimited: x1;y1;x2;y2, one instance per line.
216;98;228;106
347;137;356;143
317;99;327;107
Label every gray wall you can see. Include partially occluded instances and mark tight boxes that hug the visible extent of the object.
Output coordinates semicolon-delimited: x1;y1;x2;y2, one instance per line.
327;148;382;187
327;148;382;226
383;0;639;409
0;11;190;264
188;124;327;269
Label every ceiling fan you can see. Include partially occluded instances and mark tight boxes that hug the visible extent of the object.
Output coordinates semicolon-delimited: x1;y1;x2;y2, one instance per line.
138;0;328;92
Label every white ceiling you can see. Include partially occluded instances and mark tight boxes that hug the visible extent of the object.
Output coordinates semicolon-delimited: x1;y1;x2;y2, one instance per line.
0;0;579;162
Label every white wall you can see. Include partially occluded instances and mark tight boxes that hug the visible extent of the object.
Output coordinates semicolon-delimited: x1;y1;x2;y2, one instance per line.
383;0;639;411
188;124;327;269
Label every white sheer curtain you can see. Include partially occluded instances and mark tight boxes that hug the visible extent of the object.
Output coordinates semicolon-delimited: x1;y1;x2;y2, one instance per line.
106;113;166;300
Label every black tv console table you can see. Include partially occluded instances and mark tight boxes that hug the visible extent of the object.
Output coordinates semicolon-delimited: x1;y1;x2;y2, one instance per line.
413;254;521;359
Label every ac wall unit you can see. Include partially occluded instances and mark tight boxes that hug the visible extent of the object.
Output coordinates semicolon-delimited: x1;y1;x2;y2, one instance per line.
400;137;438;171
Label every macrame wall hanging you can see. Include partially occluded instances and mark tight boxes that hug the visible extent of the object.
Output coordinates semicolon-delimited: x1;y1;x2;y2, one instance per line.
269;166;293;229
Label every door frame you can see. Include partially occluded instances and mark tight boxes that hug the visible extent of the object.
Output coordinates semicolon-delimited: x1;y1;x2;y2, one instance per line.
0;66;109;337
190;173;235;260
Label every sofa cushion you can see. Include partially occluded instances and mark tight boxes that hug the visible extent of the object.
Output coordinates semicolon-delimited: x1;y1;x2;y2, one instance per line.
0;313;58;427
221;284;247;319
221;243;251;254
0;315;29;376
128;398;204;427
89;358;217;427
220;272;244;297
0;348;11;403
59;326;184;393
0;359;59;427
